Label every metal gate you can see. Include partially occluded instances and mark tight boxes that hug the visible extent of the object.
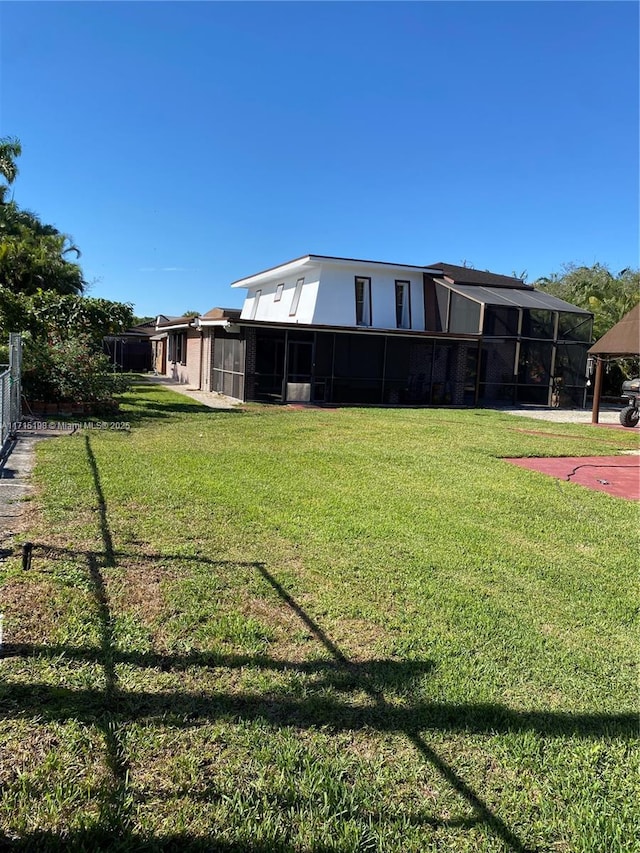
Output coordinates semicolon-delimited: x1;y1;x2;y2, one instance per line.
0;334;22;448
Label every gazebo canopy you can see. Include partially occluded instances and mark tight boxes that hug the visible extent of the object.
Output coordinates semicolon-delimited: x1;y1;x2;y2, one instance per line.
588;303;640;357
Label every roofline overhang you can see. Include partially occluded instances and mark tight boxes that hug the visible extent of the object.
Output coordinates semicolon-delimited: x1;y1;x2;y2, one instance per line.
197;318;238;329
155;321;192;332
231;254;442;288
235;318;481;341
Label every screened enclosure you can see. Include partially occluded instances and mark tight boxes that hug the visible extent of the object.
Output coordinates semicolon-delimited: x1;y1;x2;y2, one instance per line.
249;328;479;406
243;282;592;408
212;331;245;400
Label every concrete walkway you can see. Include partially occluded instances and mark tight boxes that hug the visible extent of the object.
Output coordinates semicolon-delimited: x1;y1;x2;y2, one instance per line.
0;428;68;545
142;375;240;409
497;405;624;425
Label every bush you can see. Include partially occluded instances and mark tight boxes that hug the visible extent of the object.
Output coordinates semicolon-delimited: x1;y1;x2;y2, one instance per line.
23;333;132;404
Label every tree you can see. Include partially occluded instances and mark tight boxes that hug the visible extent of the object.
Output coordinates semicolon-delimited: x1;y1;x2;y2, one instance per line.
0;137;85;295
0;136;134;409
24;292;134;343
536;263;640;393
131;315;155;327
0;136;21;202
535;263;640;341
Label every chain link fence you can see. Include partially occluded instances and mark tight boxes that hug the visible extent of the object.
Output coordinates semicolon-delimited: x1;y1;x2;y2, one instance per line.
0;333;22;449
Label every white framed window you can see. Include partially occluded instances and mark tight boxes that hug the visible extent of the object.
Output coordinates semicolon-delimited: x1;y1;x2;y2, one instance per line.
274;283;284;302
289;278;304;316
355;276;371;326
395;280;411;329
249;289;261;320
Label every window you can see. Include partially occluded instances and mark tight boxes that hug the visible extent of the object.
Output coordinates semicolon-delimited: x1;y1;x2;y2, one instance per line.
289;278;304;316
274;283;284;302
249;289;261;320
395;280;411;329
169;332;187;364
355;276;372;326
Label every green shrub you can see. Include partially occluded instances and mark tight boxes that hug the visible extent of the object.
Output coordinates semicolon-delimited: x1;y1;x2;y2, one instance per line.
22;333;132;403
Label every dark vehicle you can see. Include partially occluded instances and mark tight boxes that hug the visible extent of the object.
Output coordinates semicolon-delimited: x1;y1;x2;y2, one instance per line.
619;378;640;428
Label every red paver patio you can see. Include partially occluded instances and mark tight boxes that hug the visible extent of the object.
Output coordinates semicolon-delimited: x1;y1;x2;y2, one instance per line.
505;455;640;501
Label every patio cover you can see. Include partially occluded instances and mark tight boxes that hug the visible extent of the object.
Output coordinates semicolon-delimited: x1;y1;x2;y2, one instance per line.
587;303;640;423
588;303;640;357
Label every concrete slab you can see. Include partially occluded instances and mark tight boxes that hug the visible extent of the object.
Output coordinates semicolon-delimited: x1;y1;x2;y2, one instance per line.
505;455;640;501
500;406;631;426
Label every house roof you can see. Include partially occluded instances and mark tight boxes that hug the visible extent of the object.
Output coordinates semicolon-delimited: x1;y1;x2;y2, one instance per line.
127;320;158;337
588;303;640;356
155;315;194;331
199;307;242;321
231;254;534;291
231;254;441;287
427;262;527;289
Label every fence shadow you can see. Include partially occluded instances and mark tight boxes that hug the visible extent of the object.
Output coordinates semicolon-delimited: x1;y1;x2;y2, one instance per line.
1;434;633;852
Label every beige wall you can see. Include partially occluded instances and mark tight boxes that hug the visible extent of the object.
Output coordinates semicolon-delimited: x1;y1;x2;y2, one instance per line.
163;328;203;386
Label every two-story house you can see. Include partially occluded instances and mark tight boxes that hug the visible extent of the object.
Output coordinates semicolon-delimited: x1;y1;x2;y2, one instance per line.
157;254;593;408
221;255;592;406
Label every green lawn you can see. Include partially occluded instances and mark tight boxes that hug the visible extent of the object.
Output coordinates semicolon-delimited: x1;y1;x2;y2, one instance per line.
1;382;638;852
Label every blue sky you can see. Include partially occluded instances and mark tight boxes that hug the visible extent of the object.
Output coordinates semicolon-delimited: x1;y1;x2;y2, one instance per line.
1;1;638;318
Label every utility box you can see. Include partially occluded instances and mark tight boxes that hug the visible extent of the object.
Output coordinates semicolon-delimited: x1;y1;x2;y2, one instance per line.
286;383;311;402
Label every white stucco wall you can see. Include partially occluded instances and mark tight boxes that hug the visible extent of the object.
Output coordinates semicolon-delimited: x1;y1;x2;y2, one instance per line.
313;262;426;330
237;258;427;330
240;267;321;324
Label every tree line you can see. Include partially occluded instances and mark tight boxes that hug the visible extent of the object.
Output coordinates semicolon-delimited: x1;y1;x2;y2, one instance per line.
0;136;133;407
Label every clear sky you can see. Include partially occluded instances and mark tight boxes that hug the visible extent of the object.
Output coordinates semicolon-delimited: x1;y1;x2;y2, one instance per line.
0;1;638;319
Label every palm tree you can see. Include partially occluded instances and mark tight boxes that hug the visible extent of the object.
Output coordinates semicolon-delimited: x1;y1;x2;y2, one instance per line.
0;136;22;202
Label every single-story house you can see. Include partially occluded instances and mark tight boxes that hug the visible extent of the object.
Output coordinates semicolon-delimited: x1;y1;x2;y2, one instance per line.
155;255;593;407
152;309;242;390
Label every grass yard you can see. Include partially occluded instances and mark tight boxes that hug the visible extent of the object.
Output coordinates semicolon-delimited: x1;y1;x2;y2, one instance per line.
0;381;638;852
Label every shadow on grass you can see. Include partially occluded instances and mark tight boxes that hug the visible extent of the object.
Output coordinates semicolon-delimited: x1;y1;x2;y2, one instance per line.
2;435;633;853
117;380;245;426
0;829;365;853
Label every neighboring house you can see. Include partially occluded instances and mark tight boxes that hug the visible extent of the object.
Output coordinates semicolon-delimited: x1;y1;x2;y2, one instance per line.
152;315;200;385
156;254;593;407
104;320;156;372
152;309;241;390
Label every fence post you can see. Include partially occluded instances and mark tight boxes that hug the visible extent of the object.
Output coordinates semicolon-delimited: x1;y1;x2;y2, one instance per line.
0;334;22;449
9;333;22;429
